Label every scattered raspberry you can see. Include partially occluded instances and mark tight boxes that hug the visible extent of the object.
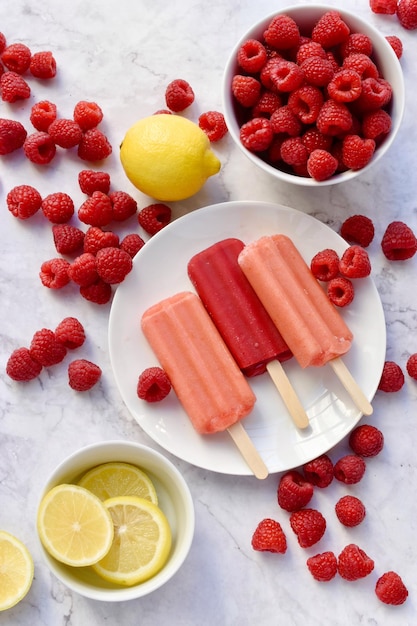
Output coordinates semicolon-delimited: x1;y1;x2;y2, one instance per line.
271;105;302;137
29;51;56;79
77;128;112;161
406;353;417;379
68;359;102;391
375;571;408;605
369;0;398;13
378;360;405;392
310;249;340;281
237;39;267;74
153;109;172;115
306;552;338;582
307;149;338;181
23;131;56;165
137;366;172;403
290;508;326;548
41;192;74;224
300;56;334;88
48;118;82;149
316;100;352;136
78;191;113;227
95;247;133;284
381;221;417;260
0;71;30;102
7;185;42;219
120;233;145;258
78;169;111;196
303;454;334;488
29;328;67;367
198;111;228;142
138;203;172;235
251;518;287;554
397;0;417;28
385;35;403;59
1;43;31;74
6;347;43;382
0;118;27;154
287;85;324;125
340;33;373;58
349;424;384;457
327;69;362;103
340;215;375;247
311;11;350;48
54;317;85;350
277;470;314;512
79;279;112;305
339;245;371;278
327;276;355;307
52;224;85;255
263;14;301;50
337;544;374;581
30;100;57;132
334;454;366;484
39;258;71;289
109;190;137;221
83;226;119;255
73;101;103;131
232;75;261;108
165;79;195;112
68;253;98;287
335;495;366;527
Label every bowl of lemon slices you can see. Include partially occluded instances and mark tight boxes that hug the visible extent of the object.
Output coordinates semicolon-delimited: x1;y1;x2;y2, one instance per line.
36;441;195;601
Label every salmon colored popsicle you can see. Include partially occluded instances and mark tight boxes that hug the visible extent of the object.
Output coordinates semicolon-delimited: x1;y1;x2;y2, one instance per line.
141;291;268;478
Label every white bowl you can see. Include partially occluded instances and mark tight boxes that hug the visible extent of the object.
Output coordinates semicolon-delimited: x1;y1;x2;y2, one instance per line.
222;4;405;186
36;441;195;601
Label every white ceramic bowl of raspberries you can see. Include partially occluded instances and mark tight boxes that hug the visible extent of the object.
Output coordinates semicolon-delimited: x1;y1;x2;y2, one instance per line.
222;5;405;185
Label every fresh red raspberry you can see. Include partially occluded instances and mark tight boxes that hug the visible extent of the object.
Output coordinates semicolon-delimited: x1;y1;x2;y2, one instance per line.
306;551;337;582
316;100;352;136
289;508;326;548
29;328;67;367
340;215;375;247
41;192;75;224
311;11;350;48
153;109;172;115
237;39;267;73
270;105;301;137
252;90;282;118
280;137;308;167
7;185;42;219
355;77;393;113
370;0;398;13
30;100;57;132
137;366;172;403
301;128;332;154
68;359;102;391
78;169;111;196
251;518;287;554
349;424;384;457
277;470;314;512
337;544;374;581
287;85;323;125
310;249;340;281
23;131;56;165
78;191;113;227
54;317;86;350
406;353;417;379
378;360;405;392
0;118;27;154
165;79;195;112
295;41;326;64
307;149;338;181
263;14;301;50
1;43;31;73
339;245;371;278
381;221;417;260
79;279;112;305
362;109;392;142
331;140;349;173
334;454;366;484
260;57;284;91
303;454;334;488
269;59;304;92
300;56;334;87
138;203;172;235
375;571;408;605
340;33;373;58
39;258;71;289
397;0;417;28
68;253;98;287
327;69;362;103
342;135;375;170
52;224;85;255
83;226;119;255
109;190;137;221
6;347;43;381
120;233;146;258
73;101;103;131
48;118;82;149
327;276;355;307
385;35;403;59
0;33;6;54
0;71;30;102
232;75;261;107
198;111;228;142
77;128;112;161
29;51;56;79
335;495;366;527
95;247;133;284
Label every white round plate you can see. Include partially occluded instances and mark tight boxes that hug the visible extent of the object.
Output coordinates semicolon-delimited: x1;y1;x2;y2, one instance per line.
109;201;386;475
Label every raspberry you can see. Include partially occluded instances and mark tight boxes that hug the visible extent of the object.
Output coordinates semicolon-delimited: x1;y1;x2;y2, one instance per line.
355;77;392;113
263;15;301;50
30;101;57;132
316;100;352;136
289;508;326;548
78;169;111;196
77;128;112;161
340;215;375;247
237;39;267;74
280;137;308;167
300;56;334;87
375;571;408;605
327;276;355;307
303;454;334;488
68;253;98;287
397;0;417;28
327;69;362;103
340;33;373;58
251;518;287;554
335;495;366;527
79;279;112;305
349;424;384;457
52;224;85;255
120;233;145;258
334;454;366;484
7;185;42;219
109;190;137;221
68;359;102;391
277;470;314;512
42;192;75;224
137;366;172;403
29;51;57;79
73;101;103;131
0;33;6;54
370;0;398;13
296;41;326;64
23;132;56;165
385;35;403;59
306;551;337;582
153;109;172;115
232;75;261;107
310;249;340;281
95;247;133;284
0;118;27;154
270;105;301;137
165;79;195;112
198;111;228;142
138;203;172;235
301;128;332;154
343;54;378;81
6;347;43;382
287;85;323;125
1;43;31;74
55;317;85;350
381;221;417;260
342;135;375;170
337;544;374;581
406;353;417;379
78;191;113;227
83;226;119;255
311;11;350;48
39;258;71;289
30;328;67;367
307;149;338;181
48;118;82;149
260;57;284;91
378;360;405;392
0;71;30;102
269;60;304;92
339;245;371;278
252;90;282;118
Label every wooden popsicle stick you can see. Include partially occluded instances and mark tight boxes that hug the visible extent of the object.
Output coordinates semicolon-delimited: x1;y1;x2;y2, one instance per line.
227;422;268;480
266;360;309;429
330;357;373;416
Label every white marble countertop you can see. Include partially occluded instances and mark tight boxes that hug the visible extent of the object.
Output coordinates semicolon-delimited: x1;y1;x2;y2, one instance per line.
1;0;417;624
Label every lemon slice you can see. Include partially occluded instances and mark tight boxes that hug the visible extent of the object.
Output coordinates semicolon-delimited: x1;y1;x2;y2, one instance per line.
92;496;172;586
0;531;34;611
37;484;114;567
78;462;158;505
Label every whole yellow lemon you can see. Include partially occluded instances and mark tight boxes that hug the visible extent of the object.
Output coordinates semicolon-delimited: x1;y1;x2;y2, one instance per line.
120;115;221;202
